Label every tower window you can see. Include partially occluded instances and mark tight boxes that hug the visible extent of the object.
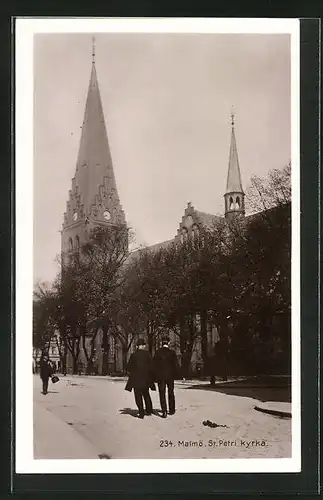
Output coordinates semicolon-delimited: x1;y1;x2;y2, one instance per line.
229;197;234;210
236;197;240;209
68;238;73;252
75;235;80;250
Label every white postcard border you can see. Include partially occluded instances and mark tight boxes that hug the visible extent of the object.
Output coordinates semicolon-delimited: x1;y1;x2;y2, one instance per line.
15;17;301;474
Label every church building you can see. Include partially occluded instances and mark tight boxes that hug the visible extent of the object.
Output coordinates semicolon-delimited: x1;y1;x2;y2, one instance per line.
62;43;246;374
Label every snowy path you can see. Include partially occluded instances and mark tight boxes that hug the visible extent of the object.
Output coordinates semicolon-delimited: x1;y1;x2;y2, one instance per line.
33;375;291;459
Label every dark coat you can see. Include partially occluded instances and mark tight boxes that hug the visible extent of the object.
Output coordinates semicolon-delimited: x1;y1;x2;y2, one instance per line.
39;359;53;380
153;347;178;382
125;349;156;392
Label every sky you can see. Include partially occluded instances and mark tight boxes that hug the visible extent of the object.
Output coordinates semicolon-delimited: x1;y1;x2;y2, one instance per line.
33;32;291;285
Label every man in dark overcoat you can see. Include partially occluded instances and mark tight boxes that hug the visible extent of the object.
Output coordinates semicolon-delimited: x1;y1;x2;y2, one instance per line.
39;353;53;395
153;336;178;418
125;339;155;419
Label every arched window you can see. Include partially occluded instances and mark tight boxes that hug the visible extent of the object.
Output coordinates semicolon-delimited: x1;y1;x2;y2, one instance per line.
75;235;80;250
182;228;188;242
229;196;234;210
109;336;115;360
68;237;73;252
236;196;240;209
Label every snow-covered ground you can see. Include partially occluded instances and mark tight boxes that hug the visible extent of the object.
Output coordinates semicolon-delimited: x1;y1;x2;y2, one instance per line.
33;375;291;459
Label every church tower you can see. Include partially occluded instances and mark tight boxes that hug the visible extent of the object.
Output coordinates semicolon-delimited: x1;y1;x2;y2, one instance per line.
61;39;126;260
224;110;245;219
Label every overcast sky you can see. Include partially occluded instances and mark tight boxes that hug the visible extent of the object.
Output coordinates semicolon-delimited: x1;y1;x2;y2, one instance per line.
33;33;291;285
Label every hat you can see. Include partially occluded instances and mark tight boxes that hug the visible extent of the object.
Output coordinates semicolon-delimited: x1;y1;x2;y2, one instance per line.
137;338;146;347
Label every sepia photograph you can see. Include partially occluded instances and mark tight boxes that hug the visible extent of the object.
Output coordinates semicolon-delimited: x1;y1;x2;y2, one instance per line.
15;18;300;474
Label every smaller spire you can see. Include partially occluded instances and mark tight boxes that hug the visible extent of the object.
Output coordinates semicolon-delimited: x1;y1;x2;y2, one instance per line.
224;107;245;219
92;36;96;65
225;107;243;194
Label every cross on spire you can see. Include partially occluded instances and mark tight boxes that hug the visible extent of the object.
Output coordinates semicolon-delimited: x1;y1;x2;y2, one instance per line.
92;36;96;64
231;105;235;127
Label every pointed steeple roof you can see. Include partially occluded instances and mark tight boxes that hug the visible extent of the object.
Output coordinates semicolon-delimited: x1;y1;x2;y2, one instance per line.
74;44;120;215
225;111;243;194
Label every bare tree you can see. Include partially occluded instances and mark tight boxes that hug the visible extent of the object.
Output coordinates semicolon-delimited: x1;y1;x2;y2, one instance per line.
246;162;291;214
51;266;83;374
79;224;132;373
33;282;57;356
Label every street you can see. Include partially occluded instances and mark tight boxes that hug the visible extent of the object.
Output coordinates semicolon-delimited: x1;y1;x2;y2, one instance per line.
33;375;291;460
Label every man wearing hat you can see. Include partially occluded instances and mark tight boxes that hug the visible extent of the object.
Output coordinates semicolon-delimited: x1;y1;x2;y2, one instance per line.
125;338;155;419
153;336;178;418
39;353;53;395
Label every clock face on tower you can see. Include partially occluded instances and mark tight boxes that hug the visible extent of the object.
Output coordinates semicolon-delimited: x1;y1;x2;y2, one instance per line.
103;210;111;221
73;211;78;221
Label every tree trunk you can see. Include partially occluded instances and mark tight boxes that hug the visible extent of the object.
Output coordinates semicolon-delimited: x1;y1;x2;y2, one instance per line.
55;336;64;374
121;346;128;373
86;358;94;375
179;317;192;378
147;322;153;355
67;336;80;375
102;348;109;375
58;323;68;375
113;337;117;373
72;353;79;375
100;326;109;375
62;339;67;375
200;310;208;371
82;333;90;369
182;351;192;378
81;324;100;375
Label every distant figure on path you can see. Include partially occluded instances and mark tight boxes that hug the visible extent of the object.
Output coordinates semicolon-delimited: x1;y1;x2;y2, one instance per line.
39;354;53;395
125;339;156;419
153;336;178;418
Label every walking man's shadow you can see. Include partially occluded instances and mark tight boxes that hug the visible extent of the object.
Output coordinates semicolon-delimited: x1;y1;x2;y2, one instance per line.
119;408;138;418
119;408;163;418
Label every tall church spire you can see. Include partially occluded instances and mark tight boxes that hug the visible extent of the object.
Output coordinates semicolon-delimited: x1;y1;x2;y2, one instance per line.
74;43;122;218
224;108;245;218
62;40;126;255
